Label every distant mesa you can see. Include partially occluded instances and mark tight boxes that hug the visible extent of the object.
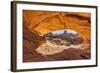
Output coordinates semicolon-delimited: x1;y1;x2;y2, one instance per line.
44;29;84;45
44;29;77;37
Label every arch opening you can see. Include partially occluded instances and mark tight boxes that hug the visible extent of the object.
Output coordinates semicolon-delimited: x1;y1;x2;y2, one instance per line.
44;29;84;45
36;29;84;55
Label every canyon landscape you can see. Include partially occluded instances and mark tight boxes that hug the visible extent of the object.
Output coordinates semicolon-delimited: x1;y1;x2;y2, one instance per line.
23;10;91;62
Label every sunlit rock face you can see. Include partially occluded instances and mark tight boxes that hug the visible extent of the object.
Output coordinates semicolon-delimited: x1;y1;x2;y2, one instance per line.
23;10;91;62
23;10;91;40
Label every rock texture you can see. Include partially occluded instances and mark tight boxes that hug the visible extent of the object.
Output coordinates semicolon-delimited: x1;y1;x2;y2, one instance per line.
23;10;91;62
23;10;91;40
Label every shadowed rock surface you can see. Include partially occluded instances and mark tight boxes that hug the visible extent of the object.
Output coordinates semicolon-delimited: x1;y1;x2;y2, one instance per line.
23;28;90;62
23;10;91;62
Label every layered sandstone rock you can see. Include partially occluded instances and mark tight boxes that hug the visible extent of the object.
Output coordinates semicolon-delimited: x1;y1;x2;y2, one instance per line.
23;10;91;62
23;10;91;40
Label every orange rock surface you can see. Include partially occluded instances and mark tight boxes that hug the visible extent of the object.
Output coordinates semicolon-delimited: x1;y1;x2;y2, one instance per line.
23;10;91;62
23;10;91;40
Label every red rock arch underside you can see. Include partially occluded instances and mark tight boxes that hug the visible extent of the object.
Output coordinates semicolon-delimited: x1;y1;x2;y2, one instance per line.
23;10;91;62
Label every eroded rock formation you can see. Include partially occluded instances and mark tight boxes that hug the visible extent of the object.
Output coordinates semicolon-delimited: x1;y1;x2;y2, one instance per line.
23;10;91;62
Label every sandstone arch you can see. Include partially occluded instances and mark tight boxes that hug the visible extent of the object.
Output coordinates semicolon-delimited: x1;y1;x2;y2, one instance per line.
23;10;91;62
23;10;91;40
